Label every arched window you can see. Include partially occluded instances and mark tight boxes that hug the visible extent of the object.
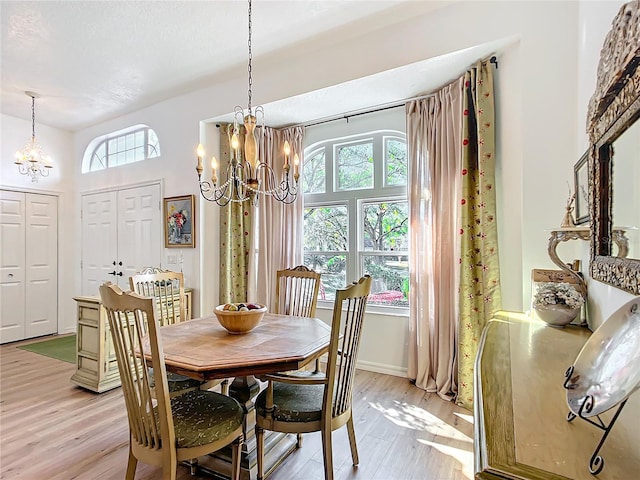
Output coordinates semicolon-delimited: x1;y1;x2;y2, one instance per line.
82;125;161;173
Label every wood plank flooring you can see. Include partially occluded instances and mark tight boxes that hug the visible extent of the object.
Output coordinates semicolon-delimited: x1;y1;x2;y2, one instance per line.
0;337;474;480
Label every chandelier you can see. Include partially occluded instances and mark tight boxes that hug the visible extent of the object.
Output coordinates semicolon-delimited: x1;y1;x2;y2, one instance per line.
14;92;53;182
195;0;299;206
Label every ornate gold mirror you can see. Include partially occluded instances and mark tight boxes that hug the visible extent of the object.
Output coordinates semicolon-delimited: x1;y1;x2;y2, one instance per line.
588;1;640;295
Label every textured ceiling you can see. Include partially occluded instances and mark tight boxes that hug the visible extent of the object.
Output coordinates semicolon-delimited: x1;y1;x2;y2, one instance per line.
1;1;500;132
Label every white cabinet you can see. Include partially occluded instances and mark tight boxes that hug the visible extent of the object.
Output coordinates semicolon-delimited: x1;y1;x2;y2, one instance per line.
0;190;58;344
71;290;192;392
81;183;161;295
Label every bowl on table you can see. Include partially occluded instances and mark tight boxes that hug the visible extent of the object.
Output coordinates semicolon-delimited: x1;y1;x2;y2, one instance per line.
214;303;267;334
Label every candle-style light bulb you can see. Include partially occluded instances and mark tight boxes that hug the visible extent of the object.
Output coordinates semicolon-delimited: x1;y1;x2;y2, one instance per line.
293;153;300;182
196;144;204;176
283;140;291;169
211;156;218;184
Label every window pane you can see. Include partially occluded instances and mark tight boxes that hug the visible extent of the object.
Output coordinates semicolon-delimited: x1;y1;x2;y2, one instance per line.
135;130;144;148
336;142;373;191
117;137;125;153
363;254;409;307
303;206;348;252
148;129;160;157
303;149;325;193
304;254;346;301
362;200;409;251
135;146;145;162
126;149;135;164
386;138;407;186
126;133;135;151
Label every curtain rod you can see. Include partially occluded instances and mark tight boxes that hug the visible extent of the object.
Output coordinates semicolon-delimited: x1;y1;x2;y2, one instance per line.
301;55;498;129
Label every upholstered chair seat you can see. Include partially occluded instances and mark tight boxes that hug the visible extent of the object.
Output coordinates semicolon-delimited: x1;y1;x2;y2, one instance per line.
255;382;324;423
166;390;244;448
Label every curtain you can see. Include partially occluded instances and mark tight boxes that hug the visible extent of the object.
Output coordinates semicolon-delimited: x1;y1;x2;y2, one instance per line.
248;126;305;307
457;60;502;409
406;77;464;401
219;123;253;303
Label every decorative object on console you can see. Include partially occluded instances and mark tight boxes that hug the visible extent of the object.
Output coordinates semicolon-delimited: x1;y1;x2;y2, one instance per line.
163;195;195;248
195;0;299;206
560;184;576;228
14;92;53;182
563;296;640;475
533;282;585;327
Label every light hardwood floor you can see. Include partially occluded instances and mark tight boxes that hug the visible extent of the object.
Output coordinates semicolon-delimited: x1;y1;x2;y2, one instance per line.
0;336;474;480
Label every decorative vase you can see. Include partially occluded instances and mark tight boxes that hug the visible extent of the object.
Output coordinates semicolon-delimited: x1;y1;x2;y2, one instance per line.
534;304;580;327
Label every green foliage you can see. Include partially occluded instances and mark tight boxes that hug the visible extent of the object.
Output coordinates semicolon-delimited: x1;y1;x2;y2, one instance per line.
337;143;373;190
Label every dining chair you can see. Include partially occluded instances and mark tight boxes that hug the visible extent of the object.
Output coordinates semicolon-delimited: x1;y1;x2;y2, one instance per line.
99;282;243;480
275;265;322;374
275;265;322;318
129;268;227;395
255;275;372;480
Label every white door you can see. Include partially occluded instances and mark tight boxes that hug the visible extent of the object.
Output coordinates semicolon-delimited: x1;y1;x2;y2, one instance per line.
0;191;26;343
0;191;58;344
117;184;162;284
25;194;58;338
81;191;117;295
81;184;161;295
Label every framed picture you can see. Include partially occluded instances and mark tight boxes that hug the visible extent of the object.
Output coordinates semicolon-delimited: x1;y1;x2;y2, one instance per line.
164;195;195;248
574;151;589;225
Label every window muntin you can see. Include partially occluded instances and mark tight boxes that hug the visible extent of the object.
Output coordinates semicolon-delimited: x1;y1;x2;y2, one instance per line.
84;125;161;173
303;129;408;309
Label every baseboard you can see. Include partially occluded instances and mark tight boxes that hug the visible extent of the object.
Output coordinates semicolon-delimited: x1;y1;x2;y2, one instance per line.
356;359;407;378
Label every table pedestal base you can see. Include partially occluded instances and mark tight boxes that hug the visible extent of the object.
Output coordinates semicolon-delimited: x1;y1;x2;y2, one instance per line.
196;431;298;480
192;375;298;479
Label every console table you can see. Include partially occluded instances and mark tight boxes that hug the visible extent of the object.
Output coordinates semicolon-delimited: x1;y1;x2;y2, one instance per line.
70;289;192;393
474;311;640;479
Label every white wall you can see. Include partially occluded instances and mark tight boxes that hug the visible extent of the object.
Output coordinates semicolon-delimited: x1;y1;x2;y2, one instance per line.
1;113;77;334
5;1;629;374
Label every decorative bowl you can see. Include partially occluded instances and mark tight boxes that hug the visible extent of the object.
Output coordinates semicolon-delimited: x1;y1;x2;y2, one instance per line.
534;304;580;327
214;303;267;334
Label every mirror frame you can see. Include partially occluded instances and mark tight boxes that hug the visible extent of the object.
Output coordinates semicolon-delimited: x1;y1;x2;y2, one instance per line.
588;1;640;295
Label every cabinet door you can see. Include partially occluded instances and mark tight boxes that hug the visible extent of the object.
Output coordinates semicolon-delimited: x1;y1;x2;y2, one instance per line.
25;193;58;338
0;191;26;343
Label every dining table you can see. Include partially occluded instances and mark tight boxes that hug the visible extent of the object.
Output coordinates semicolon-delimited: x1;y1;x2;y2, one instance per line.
141;312;332;480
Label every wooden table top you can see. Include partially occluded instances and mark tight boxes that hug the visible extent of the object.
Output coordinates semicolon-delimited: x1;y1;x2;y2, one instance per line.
143;313;332;381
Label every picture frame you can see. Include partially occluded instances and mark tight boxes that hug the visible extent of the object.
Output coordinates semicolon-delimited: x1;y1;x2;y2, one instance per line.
574;151;589;225
164;195;195;248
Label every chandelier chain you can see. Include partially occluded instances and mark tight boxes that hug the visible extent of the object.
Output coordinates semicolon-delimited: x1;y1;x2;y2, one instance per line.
247;0;253;114
31;95;36;140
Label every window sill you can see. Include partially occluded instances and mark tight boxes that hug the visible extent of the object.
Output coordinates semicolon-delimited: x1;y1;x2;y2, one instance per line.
316;301;409;318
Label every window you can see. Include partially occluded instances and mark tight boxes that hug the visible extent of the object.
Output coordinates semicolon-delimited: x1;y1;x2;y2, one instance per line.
303;128;408;309
82;125;161;173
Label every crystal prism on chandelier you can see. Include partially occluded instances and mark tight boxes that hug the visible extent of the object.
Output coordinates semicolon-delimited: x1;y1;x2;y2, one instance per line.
15;92;53;182
195;0;299;206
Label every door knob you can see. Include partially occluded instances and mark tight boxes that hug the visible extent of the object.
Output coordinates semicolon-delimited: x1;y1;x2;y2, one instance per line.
117;272;123;277
113;261;116;266
108;271;116;276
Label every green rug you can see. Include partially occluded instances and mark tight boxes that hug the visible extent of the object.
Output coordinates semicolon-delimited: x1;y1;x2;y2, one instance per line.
18;335;76;364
